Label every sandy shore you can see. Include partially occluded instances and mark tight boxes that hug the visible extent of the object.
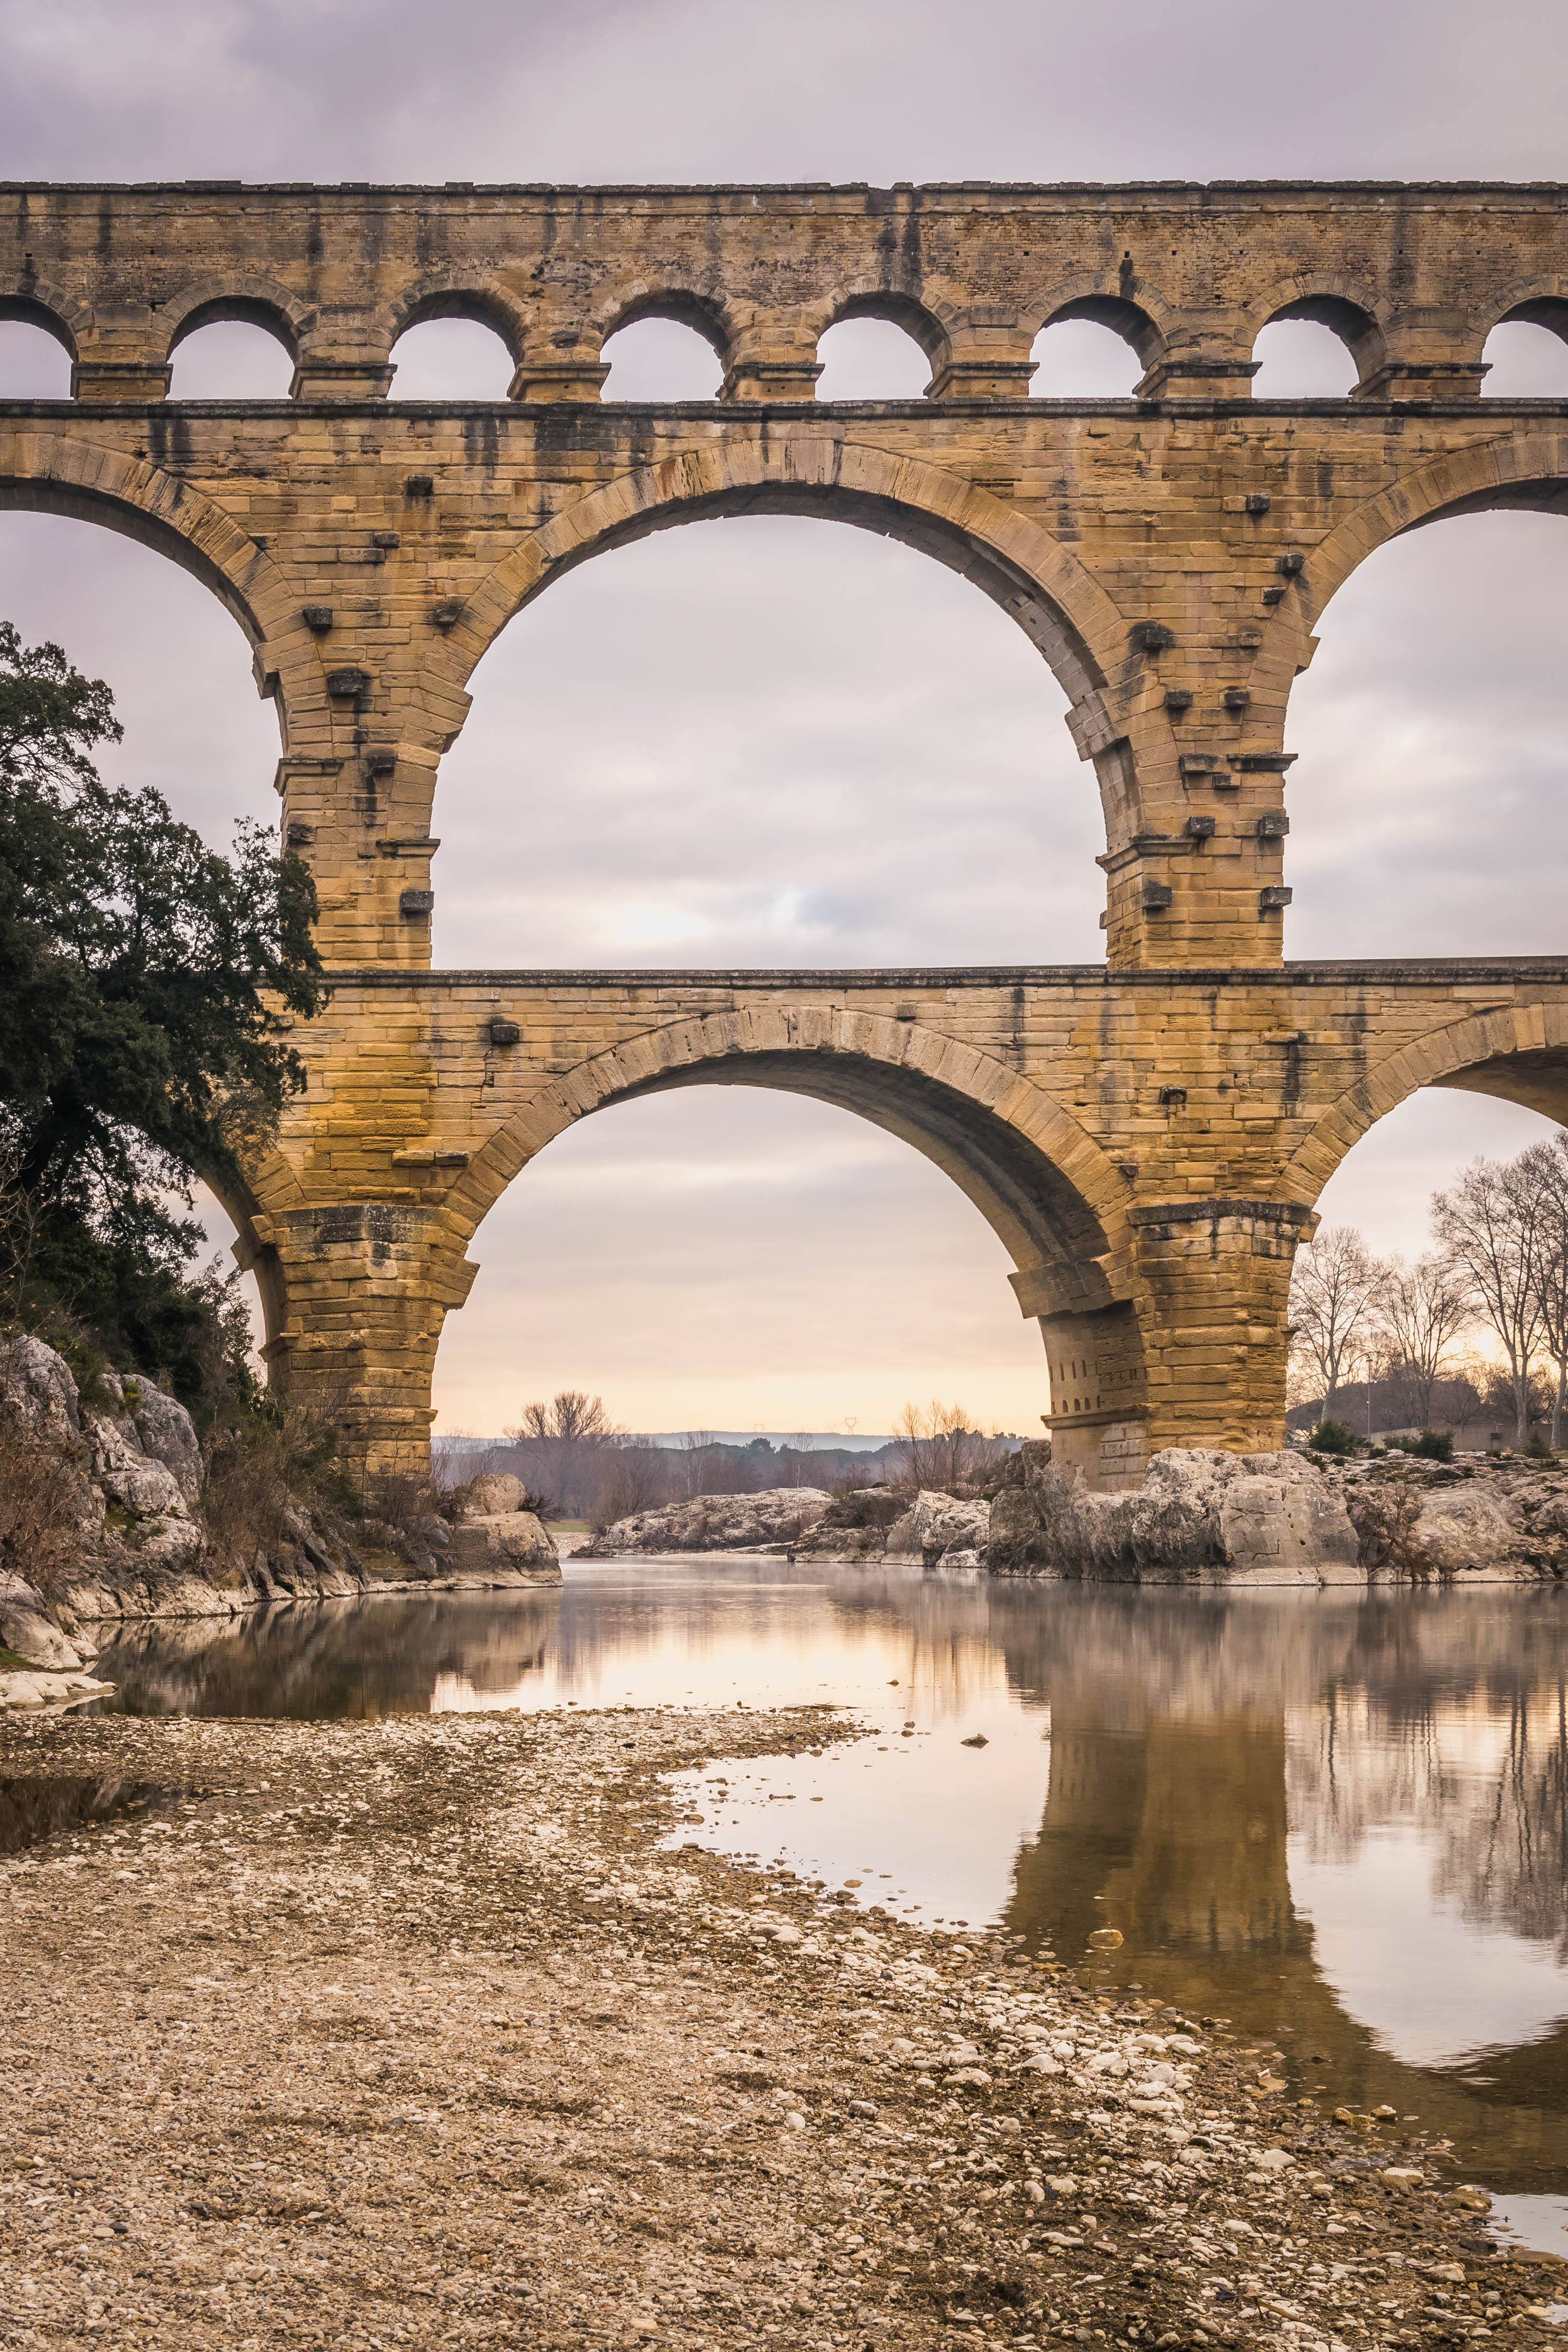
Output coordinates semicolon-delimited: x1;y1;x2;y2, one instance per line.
1;1700;1560;2351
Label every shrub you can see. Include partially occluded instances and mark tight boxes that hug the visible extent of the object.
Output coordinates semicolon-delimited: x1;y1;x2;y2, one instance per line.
200;1399;356;1567
1345;1467;1428;1572
820;1486;906;1531
1308;1417;1359;1457
0;1407;85;1597
1412;1429;1454;1461
1525;1426;1556;1461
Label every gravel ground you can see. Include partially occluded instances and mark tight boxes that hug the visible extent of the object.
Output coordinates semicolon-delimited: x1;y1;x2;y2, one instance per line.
1;1700;1562;2352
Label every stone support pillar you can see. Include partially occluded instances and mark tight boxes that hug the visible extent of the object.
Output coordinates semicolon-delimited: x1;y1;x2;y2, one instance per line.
249;1203;477;1482
1128;1198;1315;1459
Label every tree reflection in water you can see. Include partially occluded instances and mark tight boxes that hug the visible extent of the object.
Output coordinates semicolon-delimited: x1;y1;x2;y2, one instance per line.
92;1573;1568;2192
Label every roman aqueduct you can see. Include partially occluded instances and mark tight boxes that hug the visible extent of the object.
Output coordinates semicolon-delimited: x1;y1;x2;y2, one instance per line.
4;178;1566;1481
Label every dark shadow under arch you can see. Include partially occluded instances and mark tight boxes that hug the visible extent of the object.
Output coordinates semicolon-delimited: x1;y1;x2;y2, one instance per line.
168;296;299;363
0;467;268;650
1262;294;1382;380
488;470;1114;717
1431;1046;1568;1124
826;291;948;369
392;287;523;361
1037;296;1162;370
604;1050;1115;1308
602;289;729;360
0;293;78;358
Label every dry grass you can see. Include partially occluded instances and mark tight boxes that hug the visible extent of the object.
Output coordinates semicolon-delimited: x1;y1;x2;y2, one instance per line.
0;1408;86;1597
1024;1466;1222;1578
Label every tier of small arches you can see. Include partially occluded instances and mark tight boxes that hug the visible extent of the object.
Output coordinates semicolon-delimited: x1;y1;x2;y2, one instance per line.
5;278;1568;402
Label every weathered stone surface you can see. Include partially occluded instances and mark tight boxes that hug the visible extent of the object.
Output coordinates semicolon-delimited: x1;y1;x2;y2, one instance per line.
1;1334;81;1440
2;1341;559;1653
884;1491;992;1564
1218;1458;1363;1585
464;1471;527;1516
127;1382;204;1505
989;1447;1360;1584
1341;1457;1568;1580
6;183;1568;1486
0;1662;115;1710
0;1598;83;1671
444;1511;560;1582
579;1489;832;1557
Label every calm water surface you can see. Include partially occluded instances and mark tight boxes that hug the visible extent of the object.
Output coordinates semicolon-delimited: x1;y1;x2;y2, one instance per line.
89;1559;1568;2222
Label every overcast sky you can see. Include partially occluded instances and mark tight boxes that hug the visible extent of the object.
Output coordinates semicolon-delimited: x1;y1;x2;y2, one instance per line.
1;0;1566;1435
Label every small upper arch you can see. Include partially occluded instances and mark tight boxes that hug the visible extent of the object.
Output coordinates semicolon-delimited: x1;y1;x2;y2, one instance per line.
593;284;731;363
0;280;87;360
1480;280;1568;397
818;288;951;374
162;275;312;364
1247;278;1387;384
1251;287;1382;397
1485;277;1568;348
1031;292;1165;374
386;275;528;363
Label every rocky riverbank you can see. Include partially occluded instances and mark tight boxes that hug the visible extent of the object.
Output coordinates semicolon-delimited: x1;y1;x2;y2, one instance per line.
1;1698;1555;2352
0;1342;558;1711
583;1446;1568;1589
989;1444;1568;1585
579;1486;990;1568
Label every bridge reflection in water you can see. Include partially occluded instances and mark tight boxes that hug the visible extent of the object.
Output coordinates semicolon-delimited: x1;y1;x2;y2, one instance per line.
95;1571;1568;2194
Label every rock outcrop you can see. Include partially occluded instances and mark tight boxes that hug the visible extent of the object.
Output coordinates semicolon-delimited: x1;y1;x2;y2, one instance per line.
792;1488;992;1568
577;1488;833;1558
989;1444;1362;1583
990;1441;1568;1583
0;1337;560;1706
1339;1454;1568;1579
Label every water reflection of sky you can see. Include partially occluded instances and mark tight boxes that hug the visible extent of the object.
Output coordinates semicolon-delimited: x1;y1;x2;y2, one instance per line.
95;1562;1568;2206
1290;1825;1568;2069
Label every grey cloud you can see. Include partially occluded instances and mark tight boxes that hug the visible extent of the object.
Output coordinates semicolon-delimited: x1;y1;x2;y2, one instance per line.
1;2;1566;1429
0;0;1566;184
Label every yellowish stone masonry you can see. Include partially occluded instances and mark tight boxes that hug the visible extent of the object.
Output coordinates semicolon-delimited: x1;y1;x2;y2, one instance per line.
3;181;1566;1479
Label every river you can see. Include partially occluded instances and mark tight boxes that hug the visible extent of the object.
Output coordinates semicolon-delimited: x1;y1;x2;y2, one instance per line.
81;1558;1568;2243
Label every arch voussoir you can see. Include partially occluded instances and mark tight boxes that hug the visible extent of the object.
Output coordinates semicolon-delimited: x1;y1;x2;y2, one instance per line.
1286;1004;1568;1205
1308;430;1568;621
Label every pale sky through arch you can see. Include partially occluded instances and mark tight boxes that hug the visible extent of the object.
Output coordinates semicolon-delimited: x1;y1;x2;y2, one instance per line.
0;0;1565;1435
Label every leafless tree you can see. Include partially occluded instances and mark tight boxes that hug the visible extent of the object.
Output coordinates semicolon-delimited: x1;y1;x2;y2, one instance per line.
1523;1133;1568;1448
1432;1157;1547;1448
502;1389;622;1517
1288;1225;1385;1414
1375;1251;1472;1430
891;1400;1002;1494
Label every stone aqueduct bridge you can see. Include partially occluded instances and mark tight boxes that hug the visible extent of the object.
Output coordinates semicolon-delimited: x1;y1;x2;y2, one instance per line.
5;179;1568;1480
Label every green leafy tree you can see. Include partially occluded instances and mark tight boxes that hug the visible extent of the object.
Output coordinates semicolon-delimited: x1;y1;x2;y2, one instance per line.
0;620;322;1401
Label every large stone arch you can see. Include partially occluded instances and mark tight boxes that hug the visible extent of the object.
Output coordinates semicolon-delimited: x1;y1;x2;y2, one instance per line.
437;436;1135;846
429;1007;1148;1480
455;1008;1132;1275
0;427;331;753
1303;430;1568;627
1285;1001;1568;1205
453;437;1122;701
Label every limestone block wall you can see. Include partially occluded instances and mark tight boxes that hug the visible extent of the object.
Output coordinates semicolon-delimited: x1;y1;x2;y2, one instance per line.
3;182;1565;1477
223;961;1568;1483
2;181;1567;971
